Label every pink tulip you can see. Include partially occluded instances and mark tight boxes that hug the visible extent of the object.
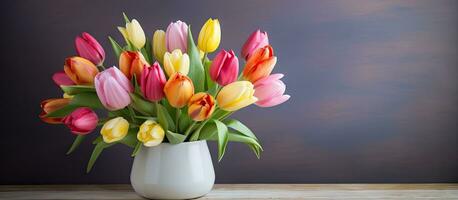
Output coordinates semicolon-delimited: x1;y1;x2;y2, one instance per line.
75;32;105;66
253;74;290;107
140;62;167;102
52;71;75;86
241;29;269;60
166;21;188;52
62;107;98;135
94;67;133;111
210;50;239;86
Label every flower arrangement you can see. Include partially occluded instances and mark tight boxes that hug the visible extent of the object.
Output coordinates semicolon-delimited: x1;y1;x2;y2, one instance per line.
39;14;290;172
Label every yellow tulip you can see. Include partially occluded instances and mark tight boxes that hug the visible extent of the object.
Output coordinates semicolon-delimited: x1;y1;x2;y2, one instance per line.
188;92;216;121
216;81;258;111
101;117;129;143
137;120;165;147
163;73;194;108
153;30;167;63
163;49;190;77
198;18;221;53
118;19;146;49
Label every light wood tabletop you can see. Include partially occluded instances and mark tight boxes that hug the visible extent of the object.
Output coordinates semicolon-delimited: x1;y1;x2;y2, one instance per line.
1;184;457;199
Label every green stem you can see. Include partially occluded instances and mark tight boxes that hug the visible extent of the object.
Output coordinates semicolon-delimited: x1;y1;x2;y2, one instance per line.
218;112;233;121
175;108;181;131
127;106;136;123
202;52;208;63
98;64;106;71
184;121;198;137
189;120;209;141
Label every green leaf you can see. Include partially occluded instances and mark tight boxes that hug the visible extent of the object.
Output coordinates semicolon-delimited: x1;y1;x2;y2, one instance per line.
214;120;229;161
207;131;263;159
178;110;192;133
119;128;138;148
86;141;113;173
227;132;263;158
141;38;153;64
166;131;186;144
186;26;205;92
45;104;79;118
161;99;175;117
122;12;130;23
108;36;124;59
66;135;85;155
70;93;104;109
223;119;258;141
46;93;103;118
197;120;217;140
130;93;155;116
61;85;95;95
156;103;175;132
131;142;142;157
203;57;216;93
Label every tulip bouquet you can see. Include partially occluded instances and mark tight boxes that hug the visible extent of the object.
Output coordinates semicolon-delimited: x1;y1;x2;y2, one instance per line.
40;14;289;172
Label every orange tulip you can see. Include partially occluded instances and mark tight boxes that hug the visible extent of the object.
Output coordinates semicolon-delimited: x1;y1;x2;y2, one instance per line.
188;92;215;121
64;56;99;85
119;51;149;79
242;45;277;83
39;98;71;124
163;73;194;108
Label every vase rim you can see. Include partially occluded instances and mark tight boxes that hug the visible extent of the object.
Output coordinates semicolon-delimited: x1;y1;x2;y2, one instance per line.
144;140;207;148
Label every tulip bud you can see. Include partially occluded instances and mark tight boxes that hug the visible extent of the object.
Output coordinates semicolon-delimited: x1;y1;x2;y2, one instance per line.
140;62;166;102
241;29;269;60
164;73;194;108
216;81;258;111
120;19;146;49
153;30;167;63
210;50;239;86
242;45;277;83
188;92;216;121
166;20;188;52
62;107;98;135
94;67;133;111
39;98;71;124
64;56;99;85
75;32;105;66
137;120;165;147
198;18;221;53
101;117;130;143
52;71;74;86
119;51;149;80
253;74;290;107
163;49;190;77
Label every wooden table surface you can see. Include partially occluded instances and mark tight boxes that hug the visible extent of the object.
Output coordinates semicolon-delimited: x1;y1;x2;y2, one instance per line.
1;184;457;199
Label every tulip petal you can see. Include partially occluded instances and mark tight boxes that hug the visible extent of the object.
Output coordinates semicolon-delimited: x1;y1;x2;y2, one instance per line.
103;76;131;110
52;71;75;86
256;95;290;107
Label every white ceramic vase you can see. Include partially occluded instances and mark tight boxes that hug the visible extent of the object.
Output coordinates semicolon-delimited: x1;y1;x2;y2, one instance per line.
130;140;215;199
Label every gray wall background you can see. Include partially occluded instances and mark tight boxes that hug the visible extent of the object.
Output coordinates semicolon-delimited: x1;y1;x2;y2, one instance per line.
1;0;457;184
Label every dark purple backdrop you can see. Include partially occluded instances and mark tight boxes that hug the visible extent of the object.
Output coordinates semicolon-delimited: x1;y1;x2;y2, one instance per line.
1;0;457;184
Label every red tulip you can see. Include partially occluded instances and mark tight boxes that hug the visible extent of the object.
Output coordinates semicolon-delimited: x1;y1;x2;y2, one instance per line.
75;32;105;66
62;107;98;135
140;62;167;102
210;50;239;86
241;29;269;60
52;71;75;86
